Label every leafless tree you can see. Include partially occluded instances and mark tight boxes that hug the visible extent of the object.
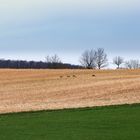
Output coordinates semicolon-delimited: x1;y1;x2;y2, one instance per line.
79;49;97;69
113;56;124;69
95;48;108;69
125;60;140;69
45;54;61;63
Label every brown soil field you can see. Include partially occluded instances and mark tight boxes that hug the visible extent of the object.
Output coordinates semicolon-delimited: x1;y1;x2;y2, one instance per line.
0;69;140;114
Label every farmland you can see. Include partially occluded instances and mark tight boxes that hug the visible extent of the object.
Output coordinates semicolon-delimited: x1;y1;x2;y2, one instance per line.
0;104;140;140
0;69;140;114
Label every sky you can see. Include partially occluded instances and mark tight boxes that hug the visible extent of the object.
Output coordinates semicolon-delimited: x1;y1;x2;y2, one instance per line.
0;0;140;66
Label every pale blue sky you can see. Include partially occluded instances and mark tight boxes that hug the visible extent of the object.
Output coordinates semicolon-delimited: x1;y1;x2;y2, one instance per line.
0;0;140;65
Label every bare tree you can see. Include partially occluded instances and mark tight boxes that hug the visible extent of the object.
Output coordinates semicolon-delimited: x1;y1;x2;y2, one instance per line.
125;61;132;69
51;54;61;63
46;56;51;63
125;60;140;69
79;49;97;69
45;54;61;63
95;48;108;69
113;56;124;69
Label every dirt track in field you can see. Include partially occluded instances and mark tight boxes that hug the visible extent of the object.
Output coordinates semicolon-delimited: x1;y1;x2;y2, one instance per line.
0;69;140;114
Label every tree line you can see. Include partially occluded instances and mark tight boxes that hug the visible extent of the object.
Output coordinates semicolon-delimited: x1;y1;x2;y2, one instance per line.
0;48;139;69
0;56;82;69
80;48;140;69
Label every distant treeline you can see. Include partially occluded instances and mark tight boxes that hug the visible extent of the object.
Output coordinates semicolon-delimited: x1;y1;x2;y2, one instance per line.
0;59;83;69
1;48;139;69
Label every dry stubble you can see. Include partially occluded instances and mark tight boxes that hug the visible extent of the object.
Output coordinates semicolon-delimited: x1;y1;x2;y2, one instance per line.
0;69;140;114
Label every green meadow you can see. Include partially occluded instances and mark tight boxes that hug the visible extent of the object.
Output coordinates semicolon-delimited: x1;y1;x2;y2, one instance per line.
0;104;140;140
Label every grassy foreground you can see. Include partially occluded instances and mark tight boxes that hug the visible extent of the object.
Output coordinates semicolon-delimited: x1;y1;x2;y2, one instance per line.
0;104;140;140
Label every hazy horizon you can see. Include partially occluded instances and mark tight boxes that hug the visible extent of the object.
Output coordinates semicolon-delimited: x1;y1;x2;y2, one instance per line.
0;0;140;66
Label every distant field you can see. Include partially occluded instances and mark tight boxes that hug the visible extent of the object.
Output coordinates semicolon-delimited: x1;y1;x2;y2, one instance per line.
0;104;140;140
0;69;140;114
